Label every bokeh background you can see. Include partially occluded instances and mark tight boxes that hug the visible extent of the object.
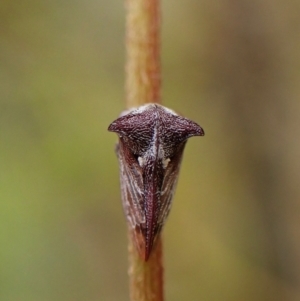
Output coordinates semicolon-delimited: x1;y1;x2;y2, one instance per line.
1;0;300;300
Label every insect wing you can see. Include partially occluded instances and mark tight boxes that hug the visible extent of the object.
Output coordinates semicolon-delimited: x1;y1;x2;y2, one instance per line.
156;142;186;235
116;140;147;257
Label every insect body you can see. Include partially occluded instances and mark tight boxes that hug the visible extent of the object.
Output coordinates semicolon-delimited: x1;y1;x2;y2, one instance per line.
108;104;204;261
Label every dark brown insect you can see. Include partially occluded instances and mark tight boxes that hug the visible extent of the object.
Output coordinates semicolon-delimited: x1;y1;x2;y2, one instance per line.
108;104;204;261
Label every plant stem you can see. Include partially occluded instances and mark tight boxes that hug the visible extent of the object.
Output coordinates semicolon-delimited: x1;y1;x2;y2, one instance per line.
128;234;164;301
125;0;164;300
125;0;161;108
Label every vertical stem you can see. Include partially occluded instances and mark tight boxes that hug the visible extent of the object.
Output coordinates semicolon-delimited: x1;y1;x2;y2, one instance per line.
128;235;164;301
125;0;164;300
125;0;161;108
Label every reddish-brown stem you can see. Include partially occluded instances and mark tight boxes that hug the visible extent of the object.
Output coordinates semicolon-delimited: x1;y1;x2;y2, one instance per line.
125;0;161;108
125;0;164;300
128;234;164;301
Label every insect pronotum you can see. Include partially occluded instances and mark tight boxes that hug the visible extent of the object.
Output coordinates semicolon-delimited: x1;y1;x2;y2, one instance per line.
108;104;204;261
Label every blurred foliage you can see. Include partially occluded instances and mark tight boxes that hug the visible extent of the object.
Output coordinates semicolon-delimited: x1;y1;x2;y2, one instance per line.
1;0;300;300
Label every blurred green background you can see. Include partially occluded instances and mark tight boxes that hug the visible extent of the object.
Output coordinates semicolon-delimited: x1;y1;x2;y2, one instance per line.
1;1;300;300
